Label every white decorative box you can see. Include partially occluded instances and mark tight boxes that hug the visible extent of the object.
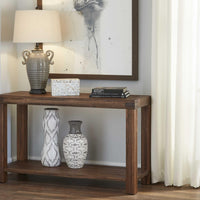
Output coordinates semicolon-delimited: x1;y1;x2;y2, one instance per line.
51;79;80;96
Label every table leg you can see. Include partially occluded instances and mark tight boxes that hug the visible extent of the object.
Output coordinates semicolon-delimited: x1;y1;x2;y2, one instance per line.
126;109;138;195
17;105;28;161
0;104;7;183
141;105;151;184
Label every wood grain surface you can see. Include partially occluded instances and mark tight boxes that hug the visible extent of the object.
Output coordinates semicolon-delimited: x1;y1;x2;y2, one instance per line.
0;91;150;109
0;174;199;200
6;160;148;181
141;105;151;184
126;109;138;194
0;91;151;195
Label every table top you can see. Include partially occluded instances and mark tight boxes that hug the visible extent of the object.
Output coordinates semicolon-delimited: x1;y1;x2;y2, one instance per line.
0;91;151;109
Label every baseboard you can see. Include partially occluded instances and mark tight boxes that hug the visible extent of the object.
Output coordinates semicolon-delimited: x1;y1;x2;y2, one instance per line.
8;156;141;168
85;160;126;167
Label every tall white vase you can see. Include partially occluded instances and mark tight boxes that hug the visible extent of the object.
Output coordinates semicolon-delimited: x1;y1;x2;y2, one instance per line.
41;108;61;167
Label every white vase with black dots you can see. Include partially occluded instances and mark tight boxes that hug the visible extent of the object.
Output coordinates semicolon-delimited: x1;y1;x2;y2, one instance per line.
63;120;88;169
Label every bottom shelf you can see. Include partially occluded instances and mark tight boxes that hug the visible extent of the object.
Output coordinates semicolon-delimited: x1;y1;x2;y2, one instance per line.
6;160;148;182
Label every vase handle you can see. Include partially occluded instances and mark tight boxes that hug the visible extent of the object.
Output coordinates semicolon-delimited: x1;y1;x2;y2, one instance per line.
46;50;54;65
22;50;30;65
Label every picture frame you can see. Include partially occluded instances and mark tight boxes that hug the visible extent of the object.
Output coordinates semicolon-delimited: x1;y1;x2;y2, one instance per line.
38;0;138;80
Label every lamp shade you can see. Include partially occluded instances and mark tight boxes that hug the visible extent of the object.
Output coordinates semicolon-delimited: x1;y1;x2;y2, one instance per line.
13;10;62;43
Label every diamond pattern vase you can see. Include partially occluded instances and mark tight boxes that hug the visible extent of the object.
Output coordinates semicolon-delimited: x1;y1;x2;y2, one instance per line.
41;108;61;167
63;120;88;169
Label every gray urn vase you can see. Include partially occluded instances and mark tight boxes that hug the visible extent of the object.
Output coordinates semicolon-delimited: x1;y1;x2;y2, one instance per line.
22;49;54;94
63;121;88;169
41;108;61;167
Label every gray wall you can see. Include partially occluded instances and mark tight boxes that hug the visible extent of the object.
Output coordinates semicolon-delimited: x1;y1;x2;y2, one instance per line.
0;0;18;163
8;0;152;166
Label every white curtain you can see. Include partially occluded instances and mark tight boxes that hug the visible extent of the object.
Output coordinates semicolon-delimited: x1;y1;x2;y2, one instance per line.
151;0;200;187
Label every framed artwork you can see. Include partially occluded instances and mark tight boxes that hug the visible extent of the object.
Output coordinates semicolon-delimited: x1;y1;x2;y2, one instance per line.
38;0;138;80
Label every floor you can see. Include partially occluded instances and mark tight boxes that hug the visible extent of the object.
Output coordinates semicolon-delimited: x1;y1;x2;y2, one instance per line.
0;174;200;200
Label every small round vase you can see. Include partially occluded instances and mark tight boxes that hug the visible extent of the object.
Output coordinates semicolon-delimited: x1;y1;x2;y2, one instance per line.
41;108;61;167
63;120;88;169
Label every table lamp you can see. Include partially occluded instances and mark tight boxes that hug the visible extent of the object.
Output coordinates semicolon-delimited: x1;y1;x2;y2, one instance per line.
13;10;62;94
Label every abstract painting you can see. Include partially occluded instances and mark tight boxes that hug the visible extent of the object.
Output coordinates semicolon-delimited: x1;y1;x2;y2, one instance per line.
43;0;138;80
73;0;104;69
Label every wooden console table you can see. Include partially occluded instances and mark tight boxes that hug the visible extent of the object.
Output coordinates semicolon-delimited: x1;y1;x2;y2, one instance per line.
0;91;151;195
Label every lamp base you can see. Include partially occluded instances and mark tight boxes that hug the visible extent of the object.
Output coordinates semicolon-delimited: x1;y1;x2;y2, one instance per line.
22;49;54;95
30;89;46;94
